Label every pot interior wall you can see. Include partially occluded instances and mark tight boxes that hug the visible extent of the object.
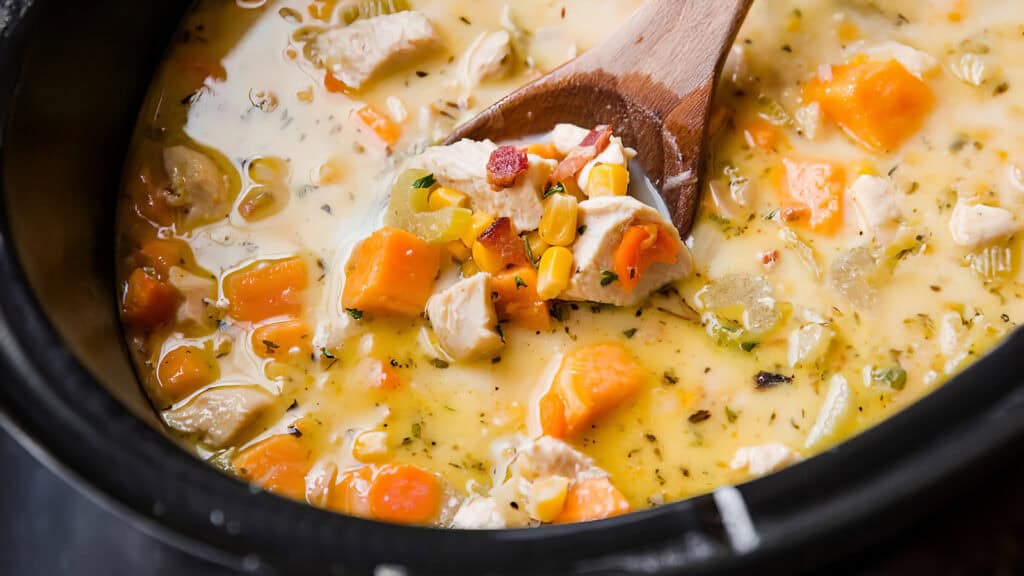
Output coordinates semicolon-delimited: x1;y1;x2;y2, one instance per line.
2;1;189;428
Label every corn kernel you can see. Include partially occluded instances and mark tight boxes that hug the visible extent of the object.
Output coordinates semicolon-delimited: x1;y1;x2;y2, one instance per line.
461;259;480;278
429;186;469;211
524;231;548;265
537;246;574;300
248;156;289;185
852;161;876;176
353;430;389;463
527;475;570;522
586;163;630;197
444;240;470;262
539;194;579;247
461;212;495;247
526;142;561;160
472;241;505;274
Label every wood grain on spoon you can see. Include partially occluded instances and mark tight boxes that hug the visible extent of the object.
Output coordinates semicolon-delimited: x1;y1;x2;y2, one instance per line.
446;0;754;235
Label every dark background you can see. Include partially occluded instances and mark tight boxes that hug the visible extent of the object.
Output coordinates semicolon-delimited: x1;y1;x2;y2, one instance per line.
1;427;1022;576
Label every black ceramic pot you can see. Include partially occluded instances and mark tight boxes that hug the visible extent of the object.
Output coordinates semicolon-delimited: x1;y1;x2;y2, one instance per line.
1;2;1023;575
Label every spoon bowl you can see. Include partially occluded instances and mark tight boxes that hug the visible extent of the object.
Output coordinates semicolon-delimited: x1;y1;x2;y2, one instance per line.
447;0;754;235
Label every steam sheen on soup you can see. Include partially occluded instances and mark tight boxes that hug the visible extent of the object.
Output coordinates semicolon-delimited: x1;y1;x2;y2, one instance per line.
117;0;1024;527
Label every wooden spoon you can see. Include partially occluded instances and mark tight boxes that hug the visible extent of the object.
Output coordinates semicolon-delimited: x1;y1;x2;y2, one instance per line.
446;0;754;235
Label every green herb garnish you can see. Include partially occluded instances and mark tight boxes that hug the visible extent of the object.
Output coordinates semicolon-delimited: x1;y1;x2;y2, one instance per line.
411;173;437;189
514;275;527;289
600;270;619;286
872;366;907;390
345;307;364;319
622;328;638;339
543;182;565;198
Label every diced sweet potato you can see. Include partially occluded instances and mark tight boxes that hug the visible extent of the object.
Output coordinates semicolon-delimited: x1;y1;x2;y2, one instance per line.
157;345;219;402
492;267;551;330
233;434;310;501
138;239;191;276
540;343;646;438
475;217;530;270
804;59;934;152
778;158;845;234
122;268;180;330
342;227;441;317
252;318;312;359
553;477;631;523
224;258;309;323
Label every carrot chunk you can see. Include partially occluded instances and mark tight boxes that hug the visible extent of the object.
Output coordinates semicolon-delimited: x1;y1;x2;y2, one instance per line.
367;358;402;390
122;268;180;330
342;227;441;317
224;258;309;323
234;434;310;501
157;345;219;401
540;343;646;438
553;477;631;523
323;72;349;94
778;158;845;234
356;104;401;146
740;117;784;151
492;267;551;330
612;224;679;293
252;318;312;359
328;466;373;517
804;59;934;152
368;465;441;524
138;238;191;276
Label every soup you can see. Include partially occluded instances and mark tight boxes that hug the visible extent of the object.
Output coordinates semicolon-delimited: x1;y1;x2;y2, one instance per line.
116;0;1024;528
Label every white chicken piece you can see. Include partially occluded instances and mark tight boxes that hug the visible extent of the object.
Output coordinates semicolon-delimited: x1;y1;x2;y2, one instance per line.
729;443;799;476
409;140;549;231
451;493;529;529
849;175;901;235
311;312;359;356
562;196;692;306
163;386;274;448
166;266;216;330
550;123;591;155
510;436;606;482
577;136;636;194
425;273;504;361
847;40;938;79
313;11;440;89
948;200;1019;248
787;322;834;368
456;30;513;91
162;146;231;226
804;374;851;449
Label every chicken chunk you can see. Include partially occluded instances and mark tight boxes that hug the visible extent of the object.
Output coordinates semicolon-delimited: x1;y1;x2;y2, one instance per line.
451;494;528;529
847;40;938;79
456;30;513;91
849;175;901;235
410;140;549;231
162;386;274;448
729;443;799;476
167;266;216;331
425;273;504;361
948;200;1019;248
562;196;692;306
550;123;591;155
510;436;606;482
313;11;440;89
162;146;231;226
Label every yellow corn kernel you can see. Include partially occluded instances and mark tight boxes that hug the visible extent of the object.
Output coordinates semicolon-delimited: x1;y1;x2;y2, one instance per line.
536;246;574;300
586;163;630;197
837;22;861;43
318;159;344;185
444;240;470;262
429;186;469;211
527;475;570;523
539;193;579;247
461;211;495;247
248;156;289;185
526;142;561;160
461;259;480;278
524;231;548;265
472;241;505;274
353;430;389;463
852;161;876;176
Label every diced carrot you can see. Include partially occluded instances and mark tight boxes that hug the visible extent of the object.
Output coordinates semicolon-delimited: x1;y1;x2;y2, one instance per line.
366;358;402;390
368;464;441;525
540;343;646;438
740;117;783;151
342;227;441;317
613;224;679;293
778;158;845;234
122;268;180;330
128;164;175;227
323;72;349;94
224;257;309;323
138;238;191;276
475;216;531;269
157;345;219;401
252;318;312;359
356;104;401;146
553;477;631;523
526;142;562;160
492;267;551;330
804;59;934;152
233;434;310;501
328;466;373;517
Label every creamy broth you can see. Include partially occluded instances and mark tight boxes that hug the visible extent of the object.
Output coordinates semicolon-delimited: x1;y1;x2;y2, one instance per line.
117;0;1024;527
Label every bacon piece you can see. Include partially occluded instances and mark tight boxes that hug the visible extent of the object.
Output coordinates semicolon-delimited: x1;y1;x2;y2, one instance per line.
549;125;614;185
486;145;529;189
476;216;530;269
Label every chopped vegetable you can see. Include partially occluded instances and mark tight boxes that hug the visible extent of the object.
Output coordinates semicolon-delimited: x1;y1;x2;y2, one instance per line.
342;227;441;317
460;211;496;248
385;168;472;243
552;477;631;523
586;163;630;197
157;345;219;402
613;224;679;293
539;193;579;246
224;258;309;323
328;466;373;517
138;239;191;276
492;267;551;329
779;158;845;234
251;318;312;359
122;268;180;330
540;343;646;438
233;434;310;501
238;185;289;222
536;246;574;300
474;217;531;271
428;186;469;210
356;104;401;146
368;464;441;524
